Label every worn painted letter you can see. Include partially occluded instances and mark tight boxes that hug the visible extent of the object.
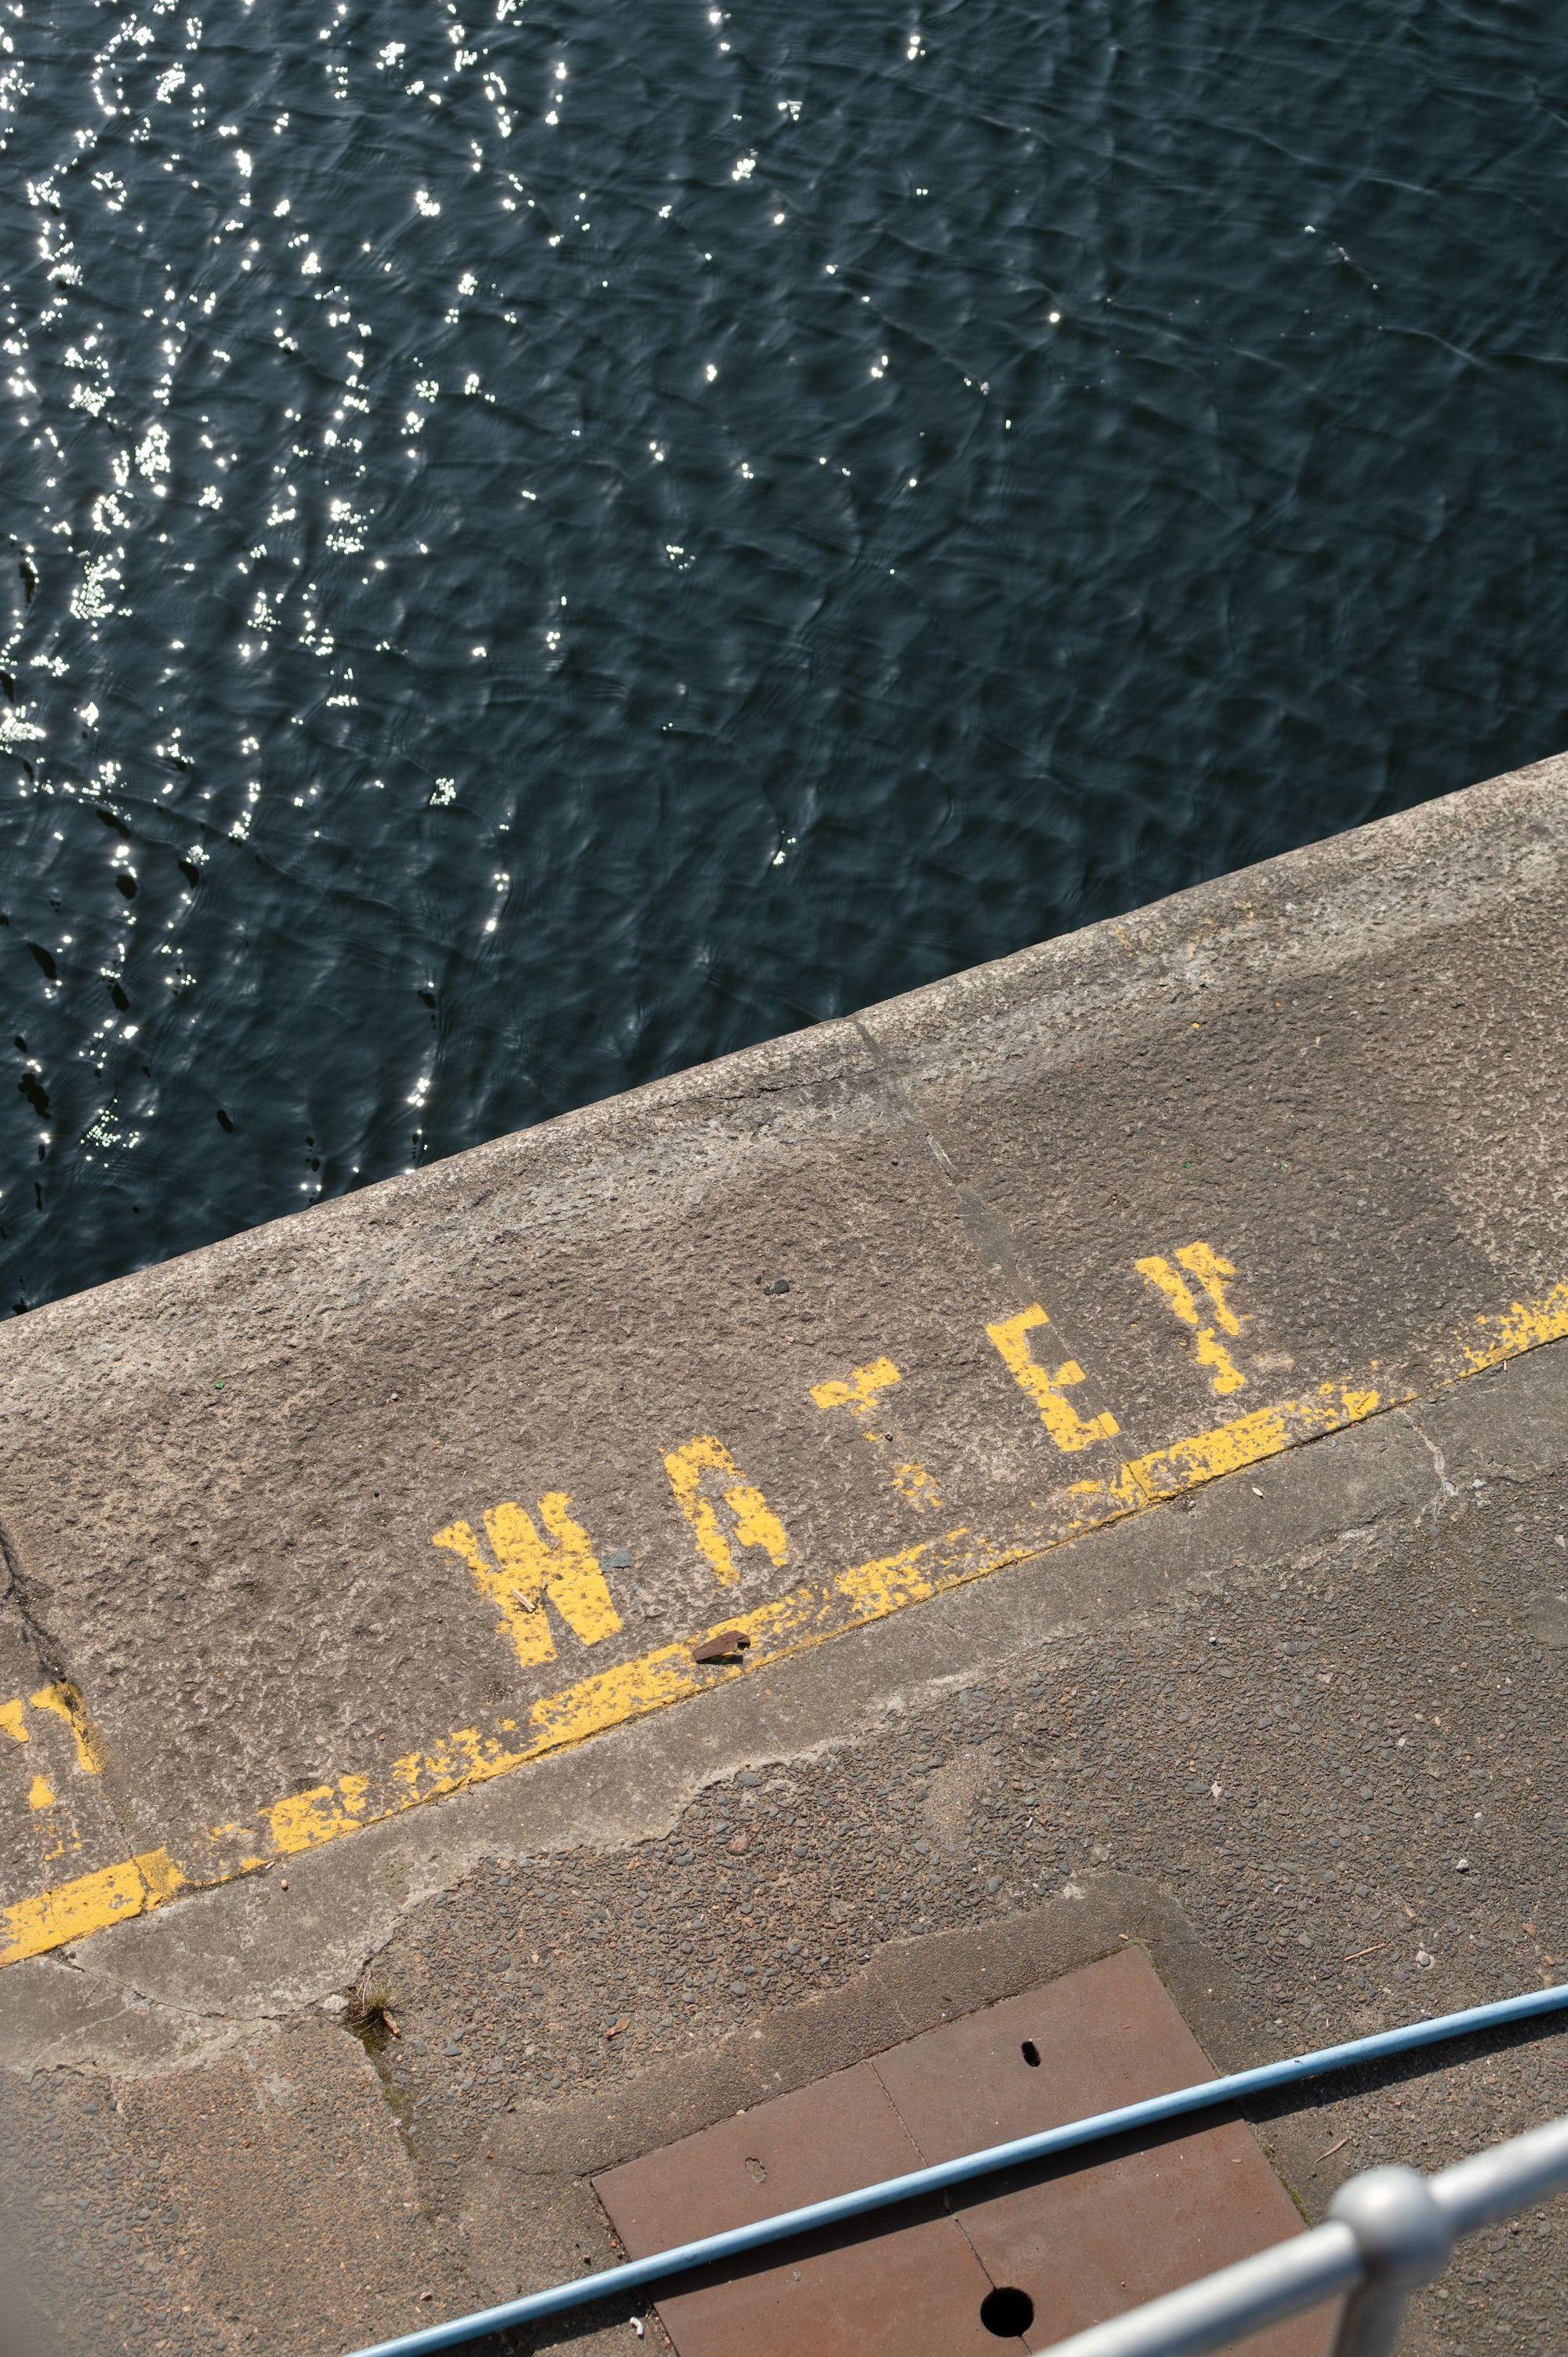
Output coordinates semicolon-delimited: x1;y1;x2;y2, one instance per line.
662;1437;789;1586
433;1494;622;1669
986;1305;1120;1452
1136;1242;1247;1397
811;1356;942;1513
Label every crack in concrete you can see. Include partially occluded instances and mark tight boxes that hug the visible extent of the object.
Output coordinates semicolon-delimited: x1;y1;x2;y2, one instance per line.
48;1945;299;2032
11;1321;1568;2079
0;1943;315;2083
13;1993;146;2077
850;1015;1044;1298
0;1513;154;1886
1397;1405;1460;1525
0;1514;71;1690
3;1720;866;2081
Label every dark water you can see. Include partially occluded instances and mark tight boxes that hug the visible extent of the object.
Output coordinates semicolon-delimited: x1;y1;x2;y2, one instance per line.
5;2;1567;1314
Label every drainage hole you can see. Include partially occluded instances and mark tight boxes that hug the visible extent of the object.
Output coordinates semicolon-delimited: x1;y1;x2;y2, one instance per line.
980;2286;1035;2338
1020;2039;1040;2067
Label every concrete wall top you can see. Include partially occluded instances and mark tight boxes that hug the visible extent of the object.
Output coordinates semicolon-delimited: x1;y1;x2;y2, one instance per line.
1;750;1566;1979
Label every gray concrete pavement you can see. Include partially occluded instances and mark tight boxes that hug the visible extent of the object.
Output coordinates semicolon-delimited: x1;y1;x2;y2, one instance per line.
0;754;1566;2352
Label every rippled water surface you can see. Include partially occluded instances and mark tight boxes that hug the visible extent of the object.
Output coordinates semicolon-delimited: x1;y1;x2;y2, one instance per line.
4;2;1567;1312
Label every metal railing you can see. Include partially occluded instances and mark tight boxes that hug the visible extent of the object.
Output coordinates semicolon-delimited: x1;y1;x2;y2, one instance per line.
341;1984;1568;2357
1040;2111;1568;2357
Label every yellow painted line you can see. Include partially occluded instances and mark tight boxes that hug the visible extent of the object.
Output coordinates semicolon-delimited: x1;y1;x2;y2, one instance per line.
0;1848;185;1966
3;1273;1566;1969
1121;1379;1388;1501
1460;1280;1568;1372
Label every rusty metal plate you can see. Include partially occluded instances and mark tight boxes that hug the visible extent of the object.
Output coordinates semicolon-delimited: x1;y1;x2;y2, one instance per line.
871;1948;1228;2159
871;1948;1334;2354
595;1952;1334;2357
593;2059;1024;2357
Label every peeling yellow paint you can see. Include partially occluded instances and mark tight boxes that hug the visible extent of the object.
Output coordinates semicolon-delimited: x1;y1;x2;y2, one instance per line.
387;1723;520;1810
810;1356;902;1417
28;1683;107;1776
837;1538;942;1618
1136;1244;1247;1396
433;1494;622;1669
891;1460;943;1513
138;1847;187;1902
0;1685;106;1860
9;1271;1568;1970
265;1773;371;1856
0;1847;185;1967
1175;1242;1244;1335
1120;1380;1386;1499
811;1356;945;1513
662;1436;789;1585
1460;1282;1568;1372
0;1861;146;1962
529;1642;713;1750
986;1305;1121;1452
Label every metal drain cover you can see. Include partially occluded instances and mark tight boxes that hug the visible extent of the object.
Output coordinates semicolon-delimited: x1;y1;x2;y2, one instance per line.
594;1947;1333;2356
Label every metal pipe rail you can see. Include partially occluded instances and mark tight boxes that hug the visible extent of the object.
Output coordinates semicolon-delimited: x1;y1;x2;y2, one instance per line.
1038;2112;1568;2357
340;1981;1568;2357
